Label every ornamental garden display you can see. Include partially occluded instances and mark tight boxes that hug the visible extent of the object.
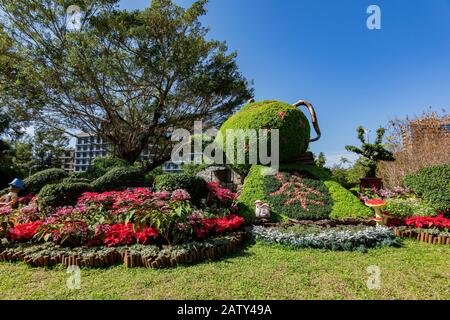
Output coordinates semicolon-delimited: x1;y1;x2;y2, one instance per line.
345;126;395;191
227;100;373;221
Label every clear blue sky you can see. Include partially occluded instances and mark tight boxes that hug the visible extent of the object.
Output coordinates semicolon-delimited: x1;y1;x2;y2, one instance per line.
120;0;450;165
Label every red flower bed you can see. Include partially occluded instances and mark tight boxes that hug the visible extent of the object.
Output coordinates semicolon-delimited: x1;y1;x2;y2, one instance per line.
207;183;237;205
102;223;159;247
405;215;450;229
7;221;42;242
194;214;245;239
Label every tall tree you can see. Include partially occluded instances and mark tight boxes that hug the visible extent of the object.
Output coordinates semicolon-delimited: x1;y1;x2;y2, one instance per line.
0;0;253;169
32;127;69;169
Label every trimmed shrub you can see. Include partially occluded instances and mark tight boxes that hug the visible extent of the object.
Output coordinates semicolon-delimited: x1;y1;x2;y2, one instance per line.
143;167;164;188
217;100;312;176
24;168;68;194
403;164;450;212
91;167;145;192
154;173;208;205
238;164;372;221
323;180;372;219
38;182;92;209
84;157;129;180
63;176;91;184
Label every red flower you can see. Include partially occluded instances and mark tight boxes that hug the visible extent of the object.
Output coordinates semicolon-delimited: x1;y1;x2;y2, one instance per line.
7;221;42;242
404;215;450;230
102;223;159;247
194;214;245;239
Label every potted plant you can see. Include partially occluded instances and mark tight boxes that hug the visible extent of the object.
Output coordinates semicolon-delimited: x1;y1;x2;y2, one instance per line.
346;126;394;191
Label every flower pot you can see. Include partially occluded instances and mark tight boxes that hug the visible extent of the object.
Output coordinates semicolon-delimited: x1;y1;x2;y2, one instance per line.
359;177;383;192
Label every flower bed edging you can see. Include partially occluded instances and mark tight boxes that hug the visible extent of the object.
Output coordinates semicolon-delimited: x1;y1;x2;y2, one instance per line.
393;228;450;245
0;231;251;269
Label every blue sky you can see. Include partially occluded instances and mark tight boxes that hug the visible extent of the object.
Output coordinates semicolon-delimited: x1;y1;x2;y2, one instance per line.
119;0;450;165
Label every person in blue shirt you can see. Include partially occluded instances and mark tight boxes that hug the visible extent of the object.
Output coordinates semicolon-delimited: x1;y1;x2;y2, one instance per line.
0;179;25;209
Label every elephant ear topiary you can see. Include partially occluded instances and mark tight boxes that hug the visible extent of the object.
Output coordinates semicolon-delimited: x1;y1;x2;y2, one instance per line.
216;100;321;176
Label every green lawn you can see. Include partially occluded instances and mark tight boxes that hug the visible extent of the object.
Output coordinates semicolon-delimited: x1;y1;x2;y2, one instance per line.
0;239;448;300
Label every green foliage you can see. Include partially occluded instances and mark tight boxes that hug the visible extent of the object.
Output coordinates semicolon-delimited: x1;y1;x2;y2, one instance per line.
217;100;311;176
403;164;450;212
237;165;270;222
31;126;69;169
142;167;164;187
315;152;326;168
24;168;68;194
154;173;208;205
91;167;145;192
84;157;129;180
383;197;437;218
239;164;371;221
38;182;91;210
346;126;394;178
62;176;92;184
323;180;372;218
330;157;368;189
264;171;333;220
182;163;209;175
0;0;252;165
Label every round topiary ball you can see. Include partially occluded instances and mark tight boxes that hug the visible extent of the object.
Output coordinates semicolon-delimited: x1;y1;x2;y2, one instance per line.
217;100;311;176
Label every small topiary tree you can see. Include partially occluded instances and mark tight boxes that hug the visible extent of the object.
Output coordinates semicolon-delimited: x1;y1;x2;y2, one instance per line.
38;182;92;210
91;167;145;192
24;168;69;194
345;126;394;178
84;157;129;180
154;173;208;205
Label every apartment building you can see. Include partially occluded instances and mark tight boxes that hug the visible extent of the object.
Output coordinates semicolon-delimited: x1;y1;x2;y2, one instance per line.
71;132;183;173
60;148;75;172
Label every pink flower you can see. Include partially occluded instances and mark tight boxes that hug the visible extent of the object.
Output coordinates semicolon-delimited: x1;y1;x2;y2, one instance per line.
278;111;286;120
170;189;191;201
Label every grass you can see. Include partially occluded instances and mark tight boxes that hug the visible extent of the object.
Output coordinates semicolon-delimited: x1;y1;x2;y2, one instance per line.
0;239;448;300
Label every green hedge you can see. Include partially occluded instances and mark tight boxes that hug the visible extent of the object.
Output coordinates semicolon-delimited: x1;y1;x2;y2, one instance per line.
38;182;92;210
154;173;208;205
91;167;145;192
24;168;69;194
63;176;92;184
84;157;129;180
238;164;372;221
217;100;311;176
404;164;450;212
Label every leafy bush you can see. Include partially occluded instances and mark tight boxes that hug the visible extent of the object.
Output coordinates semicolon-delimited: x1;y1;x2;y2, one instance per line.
63;176;91;184
38;182;92;209
324;180;372;218
84;157;129;180
217;100;312;176
403;164;450;212
143;167;164;187
154;173;208;205
383;197;437;218
252;225;400;252
24;168;68;194
91;167;145;192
